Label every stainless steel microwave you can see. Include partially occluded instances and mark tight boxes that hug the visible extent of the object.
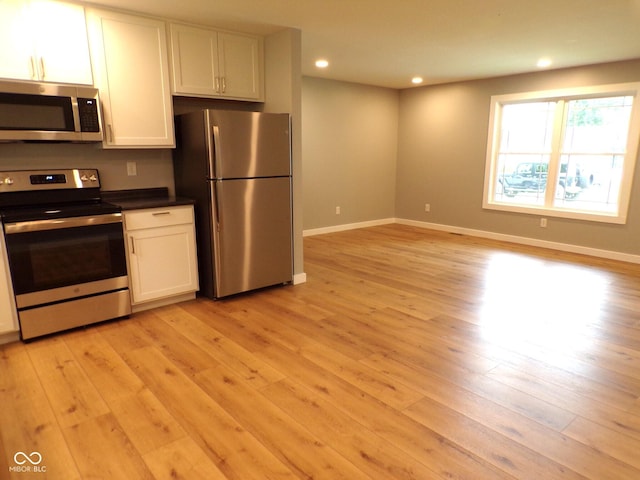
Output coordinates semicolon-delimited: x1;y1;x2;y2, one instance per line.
0;80;102;142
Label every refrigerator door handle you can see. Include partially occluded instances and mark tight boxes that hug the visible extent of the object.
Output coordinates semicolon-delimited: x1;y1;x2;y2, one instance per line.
211;125;222;179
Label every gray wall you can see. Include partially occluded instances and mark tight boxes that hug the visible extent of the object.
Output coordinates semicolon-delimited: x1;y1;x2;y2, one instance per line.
302;76;399;230
396;58;640;255
263;28;304;277
0;143;174;193
302;59;640;256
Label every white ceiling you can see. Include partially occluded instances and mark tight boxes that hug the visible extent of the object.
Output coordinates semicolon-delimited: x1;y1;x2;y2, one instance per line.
87;0;640;89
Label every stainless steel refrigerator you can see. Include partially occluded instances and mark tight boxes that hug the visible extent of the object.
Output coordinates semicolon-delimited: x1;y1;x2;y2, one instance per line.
173;109;293;298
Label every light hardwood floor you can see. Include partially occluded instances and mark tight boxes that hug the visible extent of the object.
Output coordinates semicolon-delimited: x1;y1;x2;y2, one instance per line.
2;224;640;479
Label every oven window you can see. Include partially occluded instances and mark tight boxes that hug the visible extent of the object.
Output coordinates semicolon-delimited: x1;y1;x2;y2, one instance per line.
5;223;127;295
30;237;112;287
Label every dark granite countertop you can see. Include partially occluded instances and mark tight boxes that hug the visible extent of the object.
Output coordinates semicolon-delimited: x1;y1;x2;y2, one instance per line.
102;187;195;211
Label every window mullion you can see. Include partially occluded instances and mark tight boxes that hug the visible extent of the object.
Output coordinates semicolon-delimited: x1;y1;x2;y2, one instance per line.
544;100;566;207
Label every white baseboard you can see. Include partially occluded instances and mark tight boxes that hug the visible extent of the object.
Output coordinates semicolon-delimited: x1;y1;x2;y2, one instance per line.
293;272;307;285
396;218;640;264
132;292;197;313
302;217;640;265
303;218;395;237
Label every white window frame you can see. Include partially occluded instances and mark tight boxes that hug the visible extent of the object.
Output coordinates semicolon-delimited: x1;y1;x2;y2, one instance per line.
482;82;640;224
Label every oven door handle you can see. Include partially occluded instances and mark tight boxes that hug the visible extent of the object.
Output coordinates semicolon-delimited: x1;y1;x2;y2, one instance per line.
4;213;123;234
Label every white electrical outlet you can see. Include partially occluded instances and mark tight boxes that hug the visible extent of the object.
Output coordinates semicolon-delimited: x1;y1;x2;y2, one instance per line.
540;218;548;228
424;203;431;212
126;161;137;176
335;206;341;215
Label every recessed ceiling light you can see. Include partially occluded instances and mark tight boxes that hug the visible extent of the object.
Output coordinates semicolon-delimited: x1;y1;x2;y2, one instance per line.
537;58;552;68
315;59;329;68
411;76;424;84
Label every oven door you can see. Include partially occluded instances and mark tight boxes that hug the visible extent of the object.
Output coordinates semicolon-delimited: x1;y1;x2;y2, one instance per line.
3;213;128;309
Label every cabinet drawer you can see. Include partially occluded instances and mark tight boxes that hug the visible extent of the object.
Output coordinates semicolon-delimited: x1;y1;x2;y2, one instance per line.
124;206;194;231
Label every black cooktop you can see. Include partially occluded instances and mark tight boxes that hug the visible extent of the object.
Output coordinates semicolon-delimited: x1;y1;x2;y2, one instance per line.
0;168;120;223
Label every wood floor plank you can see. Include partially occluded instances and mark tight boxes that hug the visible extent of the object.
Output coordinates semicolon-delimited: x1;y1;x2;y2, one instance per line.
122;345;297;480
63;330;145;405
195;365;374;480
200;298;426;410
361;353;577;432
405;396;587;480
131;309;222;377
26;338;110;429
487;363;638;416
0;342;82;480
292;340;425;410
63;413;154;480
563;416;640;470
152;303;286;388
366;352;637;480
253;342;514;479
142;437;229;480
260;377;513;480
2;224;640;479
109;388;187;456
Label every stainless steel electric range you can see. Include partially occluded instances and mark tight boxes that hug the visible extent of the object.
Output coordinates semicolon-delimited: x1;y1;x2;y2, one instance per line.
0;169;131;340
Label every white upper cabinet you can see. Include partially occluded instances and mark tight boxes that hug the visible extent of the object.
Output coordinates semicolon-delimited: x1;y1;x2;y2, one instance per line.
86;8;175;148
0;0;93;85
170;23;263;101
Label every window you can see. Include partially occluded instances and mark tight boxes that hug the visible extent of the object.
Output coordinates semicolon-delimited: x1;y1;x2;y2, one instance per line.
483;83;640;223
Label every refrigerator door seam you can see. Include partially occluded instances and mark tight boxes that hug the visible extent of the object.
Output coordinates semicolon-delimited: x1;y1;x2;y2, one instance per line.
209;179;223;298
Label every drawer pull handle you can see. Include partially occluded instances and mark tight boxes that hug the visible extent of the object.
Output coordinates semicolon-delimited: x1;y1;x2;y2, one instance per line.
152;211;171;216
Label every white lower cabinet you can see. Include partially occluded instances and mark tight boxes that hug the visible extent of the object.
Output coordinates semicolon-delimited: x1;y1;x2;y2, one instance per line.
124;206;199;311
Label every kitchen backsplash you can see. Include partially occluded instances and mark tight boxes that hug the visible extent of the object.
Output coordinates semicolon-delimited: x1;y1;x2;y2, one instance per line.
0;142;175;194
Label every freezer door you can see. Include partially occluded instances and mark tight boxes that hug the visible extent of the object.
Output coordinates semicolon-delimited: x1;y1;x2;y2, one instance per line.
212;177;292;297
209;110;291;179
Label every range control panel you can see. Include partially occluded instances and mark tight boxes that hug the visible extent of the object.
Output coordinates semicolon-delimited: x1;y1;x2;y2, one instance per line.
0;169;100;192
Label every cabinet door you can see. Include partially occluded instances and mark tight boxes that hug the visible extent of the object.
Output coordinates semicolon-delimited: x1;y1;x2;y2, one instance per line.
0;0;92;84
31;0;93;85
169;24;263;101
218;32;263;100
87;9;175;148
127;224;198;304
169;23;220;96
0;0;38;81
